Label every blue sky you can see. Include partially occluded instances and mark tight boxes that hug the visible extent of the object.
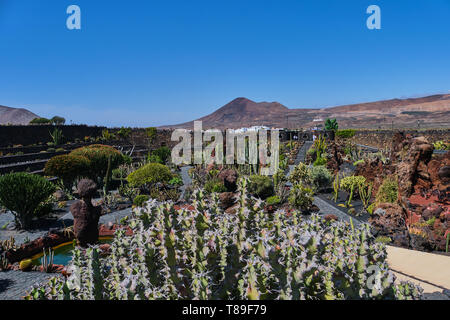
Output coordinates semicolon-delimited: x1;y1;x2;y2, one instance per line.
0;0;449;127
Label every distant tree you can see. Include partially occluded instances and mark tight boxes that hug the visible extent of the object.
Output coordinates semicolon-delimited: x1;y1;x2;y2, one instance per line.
324;118;339;131
29;117;52;125
51;116;66;125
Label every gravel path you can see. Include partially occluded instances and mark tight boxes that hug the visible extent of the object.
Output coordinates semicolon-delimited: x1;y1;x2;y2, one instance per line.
178;165;193;200
0;271;61;300
286;141;313;187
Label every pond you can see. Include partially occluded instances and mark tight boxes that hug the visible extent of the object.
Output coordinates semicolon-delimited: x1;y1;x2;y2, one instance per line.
31;237;112;266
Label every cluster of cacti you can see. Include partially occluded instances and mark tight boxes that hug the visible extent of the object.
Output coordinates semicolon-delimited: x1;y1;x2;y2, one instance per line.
359;181;373;211
340;175;367;208
25;179;422;300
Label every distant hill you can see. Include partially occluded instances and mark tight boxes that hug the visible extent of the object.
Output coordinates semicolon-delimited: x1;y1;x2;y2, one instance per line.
0;105;39;125
161;94;450;129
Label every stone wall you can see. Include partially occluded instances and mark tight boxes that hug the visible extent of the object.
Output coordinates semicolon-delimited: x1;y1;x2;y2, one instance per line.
0;125;106;148
340;129;450;149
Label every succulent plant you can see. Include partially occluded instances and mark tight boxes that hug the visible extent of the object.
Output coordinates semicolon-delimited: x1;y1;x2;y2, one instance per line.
25;178;422;300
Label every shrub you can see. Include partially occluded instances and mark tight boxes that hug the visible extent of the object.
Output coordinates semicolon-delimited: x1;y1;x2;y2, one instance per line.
308;165;332;193
169;176;183;186
248;175;274;199
289;162;308;185
313;157;327;167
29;117;51;124
133;195;149;207
0;173;56;229
375;176;398;204
288;183;314;212
116;127;132;140
126;163;172;188
147;154;163;164
70;144;125;181
50;116;66;125
25;182;423;300
44;154;91;188
336;129;356;139
151;146;171;164
204;179;227;194
266;195;281;206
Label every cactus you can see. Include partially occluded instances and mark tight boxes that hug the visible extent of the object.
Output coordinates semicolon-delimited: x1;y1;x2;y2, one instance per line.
332;174;340;203
41;248;54;273
25;178;423;300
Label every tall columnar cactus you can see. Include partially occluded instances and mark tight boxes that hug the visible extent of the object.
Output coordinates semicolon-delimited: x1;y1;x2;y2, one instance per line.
26;178;423;300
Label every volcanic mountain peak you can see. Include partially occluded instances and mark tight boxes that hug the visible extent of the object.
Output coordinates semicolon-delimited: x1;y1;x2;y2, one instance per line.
163;94;450;130
0;105;39;125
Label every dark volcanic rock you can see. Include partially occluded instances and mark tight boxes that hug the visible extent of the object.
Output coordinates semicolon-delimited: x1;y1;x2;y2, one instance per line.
71;179;102;247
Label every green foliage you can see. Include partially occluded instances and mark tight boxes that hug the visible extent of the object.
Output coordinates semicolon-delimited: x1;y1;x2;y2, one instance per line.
289;163;308;185
332;174;340;203
147;154;162;164
353;159;365;166
367;203;376;215
313;157;327;167
133;195;150;207
44;154;91;188
375;176;398;204
25;181;423;300
118;184;139;202
288;183;314;212
340;176;366;207
126;163;173;188
313;135;327;159
150;146;171;164
204;179;227;194
116;127;132;140
248;175;274;199
266;195;281;206
70;144;125;182
425;217;436;227
308;165;332;193
49;128;64;146
359;182;373;210
324;118;338;131
0;173;56;229
101;129;114;141
29;117;51;124
336;129;356;139
375;236;392;245
433;140;450;151
169;176;183;186
146;127;157;142
50;116;66;125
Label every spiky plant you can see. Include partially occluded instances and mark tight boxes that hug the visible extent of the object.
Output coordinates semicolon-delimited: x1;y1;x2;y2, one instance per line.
26;178;422;300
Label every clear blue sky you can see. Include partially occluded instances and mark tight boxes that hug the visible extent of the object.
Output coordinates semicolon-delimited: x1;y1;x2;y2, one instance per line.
0;0;449;127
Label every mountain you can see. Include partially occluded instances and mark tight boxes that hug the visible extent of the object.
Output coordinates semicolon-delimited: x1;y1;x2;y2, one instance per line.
162;94;450;129
0;105;39;125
